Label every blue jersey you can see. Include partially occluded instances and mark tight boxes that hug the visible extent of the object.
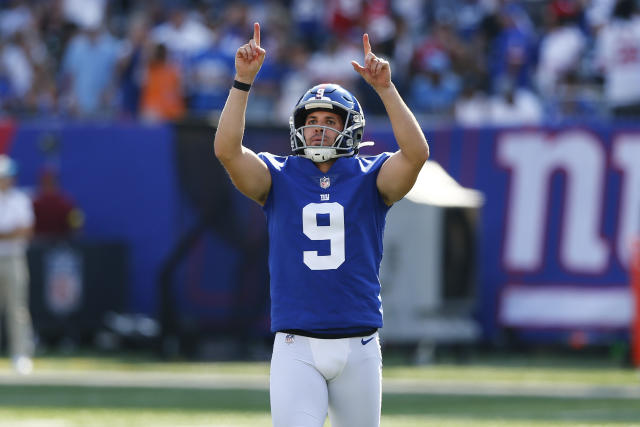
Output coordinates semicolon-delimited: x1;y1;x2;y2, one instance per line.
257;152;392;333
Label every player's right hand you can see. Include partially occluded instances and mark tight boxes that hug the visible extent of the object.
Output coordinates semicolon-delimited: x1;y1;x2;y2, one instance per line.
235;22;266;84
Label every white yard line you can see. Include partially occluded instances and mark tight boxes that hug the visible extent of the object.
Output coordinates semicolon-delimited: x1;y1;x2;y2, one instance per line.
0;370;639;399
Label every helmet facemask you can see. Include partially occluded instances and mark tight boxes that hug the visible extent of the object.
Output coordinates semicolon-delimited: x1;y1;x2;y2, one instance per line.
290;85;365;162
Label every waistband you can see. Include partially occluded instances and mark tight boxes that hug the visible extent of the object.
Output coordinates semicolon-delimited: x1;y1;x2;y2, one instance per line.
278;327;377;339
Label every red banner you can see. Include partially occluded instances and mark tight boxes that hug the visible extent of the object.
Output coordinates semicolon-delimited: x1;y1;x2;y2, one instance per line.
0;118;16;154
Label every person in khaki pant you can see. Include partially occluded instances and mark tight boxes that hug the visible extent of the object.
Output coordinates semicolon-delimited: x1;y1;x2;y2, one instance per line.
0;155;34;375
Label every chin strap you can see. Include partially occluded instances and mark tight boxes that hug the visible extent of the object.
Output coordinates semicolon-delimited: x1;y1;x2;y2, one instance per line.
301;142;373;163
304;147;337;162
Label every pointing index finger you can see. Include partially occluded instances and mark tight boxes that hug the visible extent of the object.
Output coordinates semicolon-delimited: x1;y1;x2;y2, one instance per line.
254;22;260;47
363;33;371;56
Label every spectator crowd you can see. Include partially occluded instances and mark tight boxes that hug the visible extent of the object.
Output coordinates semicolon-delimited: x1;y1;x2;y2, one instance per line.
0;0;639;127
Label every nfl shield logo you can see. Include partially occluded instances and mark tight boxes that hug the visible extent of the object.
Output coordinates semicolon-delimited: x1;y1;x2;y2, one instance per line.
45;248;83;315
320;176;330;189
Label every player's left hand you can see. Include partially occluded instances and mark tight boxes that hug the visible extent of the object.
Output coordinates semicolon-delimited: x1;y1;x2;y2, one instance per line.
351;33;391;91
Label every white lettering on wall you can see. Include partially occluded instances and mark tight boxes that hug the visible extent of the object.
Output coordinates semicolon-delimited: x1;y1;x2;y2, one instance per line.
498;131;608;272
555;132;608;272
612;134;640;267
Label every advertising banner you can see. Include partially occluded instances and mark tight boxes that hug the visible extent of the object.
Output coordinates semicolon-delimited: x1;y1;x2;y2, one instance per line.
7;120;639;344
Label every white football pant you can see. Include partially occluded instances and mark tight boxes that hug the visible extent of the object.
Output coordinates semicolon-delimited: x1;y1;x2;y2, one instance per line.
270;331;382;427
0;255;33;359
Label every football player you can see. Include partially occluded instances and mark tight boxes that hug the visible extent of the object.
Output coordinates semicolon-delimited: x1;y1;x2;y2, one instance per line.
214;22;429;427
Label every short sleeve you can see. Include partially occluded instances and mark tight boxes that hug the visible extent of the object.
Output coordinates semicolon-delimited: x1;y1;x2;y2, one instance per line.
257;152;286;174
256;152;287;213
17;193;35;228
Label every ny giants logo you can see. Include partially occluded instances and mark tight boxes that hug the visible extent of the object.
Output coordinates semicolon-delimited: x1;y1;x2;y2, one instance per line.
497;130;640;274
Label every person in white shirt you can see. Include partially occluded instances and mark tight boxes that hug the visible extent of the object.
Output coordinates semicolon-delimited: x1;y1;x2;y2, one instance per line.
489;77;543;126
535;4;586;98
0;154;34;375
594;0;640;117
454;79;490;127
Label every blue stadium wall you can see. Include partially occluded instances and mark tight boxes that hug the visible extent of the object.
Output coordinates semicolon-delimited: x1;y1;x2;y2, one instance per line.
2;119;638;345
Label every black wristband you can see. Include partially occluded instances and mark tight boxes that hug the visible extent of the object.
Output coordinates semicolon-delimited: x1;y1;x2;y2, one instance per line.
233;80;251;92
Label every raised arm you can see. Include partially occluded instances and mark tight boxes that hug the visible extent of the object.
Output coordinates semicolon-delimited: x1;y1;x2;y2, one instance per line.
351;34;429;206
214;22;271;206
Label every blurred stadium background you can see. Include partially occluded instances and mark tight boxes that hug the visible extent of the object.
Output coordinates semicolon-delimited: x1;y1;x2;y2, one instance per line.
1;0;640;425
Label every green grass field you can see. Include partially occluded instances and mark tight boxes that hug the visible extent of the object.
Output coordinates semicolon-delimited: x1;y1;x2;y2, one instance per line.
0;354;639;426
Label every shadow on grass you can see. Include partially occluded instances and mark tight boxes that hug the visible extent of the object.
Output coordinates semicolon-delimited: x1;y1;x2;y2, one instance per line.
0;386;269;412
1;386;639;423
383;394;640;423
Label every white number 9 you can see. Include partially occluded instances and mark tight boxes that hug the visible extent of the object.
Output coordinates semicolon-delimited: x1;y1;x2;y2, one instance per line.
302;202;345;270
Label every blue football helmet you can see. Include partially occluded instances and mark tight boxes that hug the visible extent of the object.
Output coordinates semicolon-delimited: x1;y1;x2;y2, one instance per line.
289;84;365;162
